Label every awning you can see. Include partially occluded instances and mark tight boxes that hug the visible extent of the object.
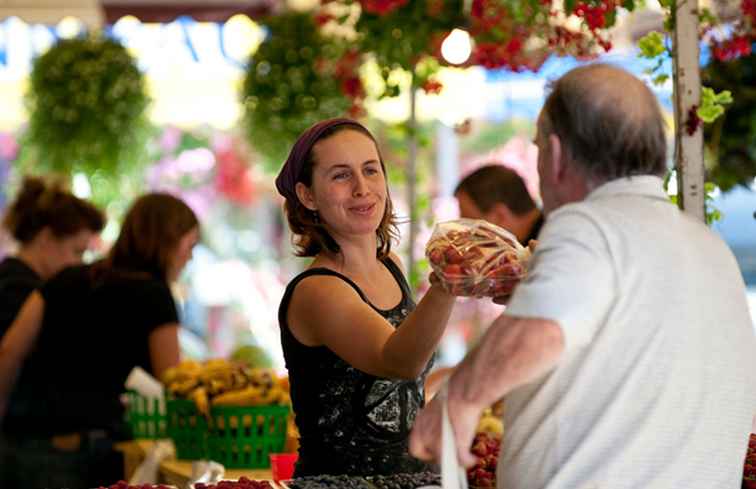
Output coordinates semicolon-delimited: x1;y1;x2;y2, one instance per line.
101;0;278;24
0;0;278;28
0;0;104;28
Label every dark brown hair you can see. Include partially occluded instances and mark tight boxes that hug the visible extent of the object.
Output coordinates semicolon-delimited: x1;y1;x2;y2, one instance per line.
540;63;667;181
105;193;198;281
2;175;105;244
283;124;399;258
455;165;536;216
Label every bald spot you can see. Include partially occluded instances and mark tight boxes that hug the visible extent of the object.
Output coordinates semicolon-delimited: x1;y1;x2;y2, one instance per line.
560;64;660;140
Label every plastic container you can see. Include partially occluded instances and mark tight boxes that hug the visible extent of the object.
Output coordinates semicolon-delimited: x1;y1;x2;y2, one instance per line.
166;397;208;460
125;390;167;439
270;452;298;481
206;405;290;469
426;218;530;297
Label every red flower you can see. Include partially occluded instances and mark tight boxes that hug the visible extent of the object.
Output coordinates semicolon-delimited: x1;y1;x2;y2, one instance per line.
426;0;445;17
341;76;365;98
712;35;752;62
360;0;408;15
422;78;443;94
685;104;702;136
743;0;756;22
314;12;334;26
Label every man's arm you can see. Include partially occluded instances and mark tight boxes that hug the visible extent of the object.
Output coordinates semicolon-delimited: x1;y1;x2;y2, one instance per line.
410;314;565;466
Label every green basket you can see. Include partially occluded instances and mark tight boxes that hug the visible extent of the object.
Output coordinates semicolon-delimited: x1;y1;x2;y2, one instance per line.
166;398;208;460
207;405;289;469
125;390;167;439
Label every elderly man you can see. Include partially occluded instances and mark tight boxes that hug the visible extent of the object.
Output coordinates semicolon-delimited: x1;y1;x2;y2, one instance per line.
410;64;756;488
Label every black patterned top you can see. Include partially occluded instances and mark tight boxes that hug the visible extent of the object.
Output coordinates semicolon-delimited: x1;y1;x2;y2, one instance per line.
279;257;434;477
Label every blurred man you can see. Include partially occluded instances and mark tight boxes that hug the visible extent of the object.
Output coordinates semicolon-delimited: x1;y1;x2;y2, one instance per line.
454;165;542;245
411;64;756;489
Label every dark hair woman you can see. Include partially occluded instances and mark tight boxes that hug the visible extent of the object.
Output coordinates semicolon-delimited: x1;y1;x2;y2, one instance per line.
0;192;199;489
0;175;105;338
276;118;461;477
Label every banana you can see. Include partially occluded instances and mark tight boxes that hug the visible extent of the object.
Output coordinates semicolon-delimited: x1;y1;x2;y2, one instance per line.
211;386;265;406
171;378;199;397
255;386;281;406
476;415;504;435
191;386;210;416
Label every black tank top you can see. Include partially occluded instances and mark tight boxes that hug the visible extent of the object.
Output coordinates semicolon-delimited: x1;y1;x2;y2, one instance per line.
279;257;434;476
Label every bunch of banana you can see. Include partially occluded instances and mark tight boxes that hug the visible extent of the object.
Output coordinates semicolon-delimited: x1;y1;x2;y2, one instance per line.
476;406;504;436
161;358;291;416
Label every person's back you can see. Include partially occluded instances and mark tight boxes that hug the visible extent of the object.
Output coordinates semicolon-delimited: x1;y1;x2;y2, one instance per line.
501;175;756;488
6;264;178;438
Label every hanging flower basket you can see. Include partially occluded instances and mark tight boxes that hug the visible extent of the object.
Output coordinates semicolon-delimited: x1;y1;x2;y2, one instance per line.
20;34;151;180
241;12;357;171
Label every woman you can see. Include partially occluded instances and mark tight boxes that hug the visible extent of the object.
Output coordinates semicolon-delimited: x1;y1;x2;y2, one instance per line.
277;118;458;476
0;176;105;338
0;192;199;489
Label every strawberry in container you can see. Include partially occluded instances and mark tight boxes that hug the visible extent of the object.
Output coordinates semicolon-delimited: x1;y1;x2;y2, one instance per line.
426;219;531;298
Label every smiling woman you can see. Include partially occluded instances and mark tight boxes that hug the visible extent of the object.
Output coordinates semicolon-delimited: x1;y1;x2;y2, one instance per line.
273;118;480;476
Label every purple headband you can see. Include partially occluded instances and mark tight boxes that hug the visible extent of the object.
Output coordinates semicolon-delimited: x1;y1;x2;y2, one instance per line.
275;118;370;205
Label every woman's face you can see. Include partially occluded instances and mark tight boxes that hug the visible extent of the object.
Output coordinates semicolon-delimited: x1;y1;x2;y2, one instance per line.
43;228;96;278
298;129;388;241
167;226;200;282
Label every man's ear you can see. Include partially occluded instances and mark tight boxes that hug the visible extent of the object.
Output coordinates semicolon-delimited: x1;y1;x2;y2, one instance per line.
487;202;514;229
295;182;317;211
549;134;566;182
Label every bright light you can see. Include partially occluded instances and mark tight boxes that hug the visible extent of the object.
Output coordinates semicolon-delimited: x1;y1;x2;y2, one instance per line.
441;28;472;65
56;17;85;39
72;173;91;198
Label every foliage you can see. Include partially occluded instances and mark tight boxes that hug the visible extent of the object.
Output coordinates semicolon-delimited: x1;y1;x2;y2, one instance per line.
19;34;151;184
702;53;756;191
241;12;356;172
319;0;635;99
664;171;723;224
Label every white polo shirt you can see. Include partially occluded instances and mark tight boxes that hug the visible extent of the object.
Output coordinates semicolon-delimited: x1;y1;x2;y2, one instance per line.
502;176;756;489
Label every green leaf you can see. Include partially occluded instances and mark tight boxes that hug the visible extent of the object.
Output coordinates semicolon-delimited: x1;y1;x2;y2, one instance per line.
652;73;669;85
564;0;576;14
638;32;665;59
622;0;636;11
697;104;725;123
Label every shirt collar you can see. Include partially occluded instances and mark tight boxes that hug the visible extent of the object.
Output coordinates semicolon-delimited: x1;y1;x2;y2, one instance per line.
586;175;669;202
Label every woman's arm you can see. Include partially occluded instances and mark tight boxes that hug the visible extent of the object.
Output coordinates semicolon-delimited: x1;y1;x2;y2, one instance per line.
288;274;455;380
0;291;45;418
148;324;180;380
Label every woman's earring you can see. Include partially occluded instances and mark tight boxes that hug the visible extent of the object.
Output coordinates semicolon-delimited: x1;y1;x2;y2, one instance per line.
312;210;319;224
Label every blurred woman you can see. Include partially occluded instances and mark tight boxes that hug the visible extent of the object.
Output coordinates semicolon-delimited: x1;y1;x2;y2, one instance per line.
0;176;105;338
276;118;459;476
0;192;199;489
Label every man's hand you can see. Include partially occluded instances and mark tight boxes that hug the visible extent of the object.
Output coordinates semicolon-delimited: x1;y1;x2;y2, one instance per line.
409;390;482;468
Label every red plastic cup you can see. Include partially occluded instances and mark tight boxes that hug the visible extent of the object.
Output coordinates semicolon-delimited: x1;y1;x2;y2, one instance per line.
270;452;298;481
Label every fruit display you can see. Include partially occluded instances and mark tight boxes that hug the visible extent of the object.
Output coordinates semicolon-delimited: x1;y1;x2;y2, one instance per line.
231;344;274;369
286;475;373;489
194;477;274;489
744;433;756;489
426;219;530;297
98;482;172;489
476;408;504;437
285;473;441;489
161;359;290;416
367;472;441;489
467;432;500;489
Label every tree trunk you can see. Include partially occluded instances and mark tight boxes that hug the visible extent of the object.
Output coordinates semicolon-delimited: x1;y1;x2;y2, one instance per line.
673;0;705;222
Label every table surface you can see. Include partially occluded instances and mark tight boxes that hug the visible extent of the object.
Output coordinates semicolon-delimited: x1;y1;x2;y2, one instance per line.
115;440;274;486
